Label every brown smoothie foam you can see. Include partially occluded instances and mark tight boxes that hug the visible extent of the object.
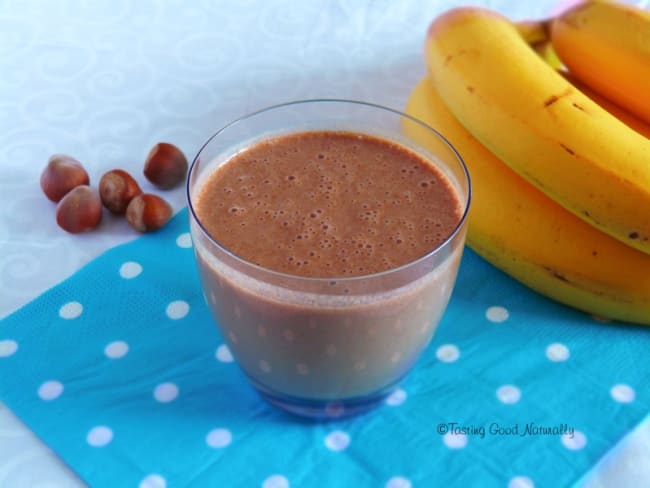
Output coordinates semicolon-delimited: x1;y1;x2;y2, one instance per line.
192;130;465;402
195;131;462;277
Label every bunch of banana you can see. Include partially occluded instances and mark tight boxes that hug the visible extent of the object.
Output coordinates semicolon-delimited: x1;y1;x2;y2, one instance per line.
404;2;650;324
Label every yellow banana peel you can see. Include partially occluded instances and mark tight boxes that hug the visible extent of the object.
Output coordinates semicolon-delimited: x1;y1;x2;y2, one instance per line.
550;0;650;125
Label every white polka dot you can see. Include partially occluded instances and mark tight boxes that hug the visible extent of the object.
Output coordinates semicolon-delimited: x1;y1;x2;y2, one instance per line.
296;363;310;375
104;341;129;359
154;382;179;403
119;261;142;279
561;430;587;450
59;301;83;319
443;432;467;449
139;474;167;488
0;340;18;357
262;474;289;488
436;344;460;363
354;360;366;371
176;232;192;248
324;430;350;451
386;477;412;488
229;331;238;344
496;384;521;404
215;344;234;363
166;300;189;319
206;428;232;448
390;352;402;364
259;360;271;373
610;384;636;403
486;306;509;323
546;343;570;362
86;426;113;447
38;380;64;401
385;388;407;407
509;476;535;488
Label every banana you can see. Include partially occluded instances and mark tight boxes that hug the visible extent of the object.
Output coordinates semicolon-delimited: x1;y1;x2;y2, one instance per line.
403;77;650;324
550;0;650;125
425;7;650;255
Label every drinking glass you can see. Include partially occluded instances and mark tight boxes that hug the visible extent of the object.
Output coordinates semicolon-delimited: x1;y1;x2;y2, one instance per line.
187;100;470;419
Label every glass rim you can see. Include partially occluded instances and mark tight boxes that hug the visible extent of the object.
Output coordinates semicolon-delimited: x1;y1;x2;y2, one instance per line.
186;98;472;284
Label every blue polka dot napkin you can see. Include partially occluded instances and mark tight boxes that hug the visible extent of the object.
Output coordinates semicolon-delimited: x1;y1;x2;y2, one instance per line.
1;208;649;488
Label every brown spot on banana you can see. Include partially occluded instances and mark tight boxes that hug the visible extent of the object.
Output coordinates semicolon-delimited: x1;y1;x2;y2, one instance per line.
542;266;570;283
544;87;573;107
544;94;560;107
559;143;575;155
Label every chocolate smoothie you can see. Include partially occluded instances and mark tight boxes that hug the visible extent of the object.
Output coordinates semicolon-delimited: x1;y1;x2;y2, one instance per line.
191;130;466;413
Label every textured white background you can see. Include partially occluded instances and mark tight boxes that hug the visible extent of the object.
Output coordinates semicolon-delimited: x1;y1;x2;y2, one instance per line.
1;0;648;486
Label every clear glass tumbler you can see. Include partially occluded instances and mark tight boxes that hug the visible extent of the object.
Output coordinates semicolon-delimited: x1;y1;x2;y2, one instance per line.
187;100;470;419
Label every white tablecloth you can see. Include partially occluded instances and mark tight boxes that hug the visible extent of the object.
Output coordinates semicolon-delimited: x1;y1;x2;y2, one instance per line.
1;1;648;486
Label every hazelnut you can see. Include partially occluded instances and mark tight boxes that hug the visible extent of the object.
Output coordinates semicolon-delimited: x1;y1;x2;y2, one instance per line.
126;193;172;232
99;169;142;214
40;154;90;202
55;185;103;233
143;142;188;189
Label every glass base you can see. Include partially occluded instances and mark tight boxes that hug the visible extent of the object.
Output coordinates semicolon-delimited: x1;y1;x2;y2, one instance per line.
251;382;397;420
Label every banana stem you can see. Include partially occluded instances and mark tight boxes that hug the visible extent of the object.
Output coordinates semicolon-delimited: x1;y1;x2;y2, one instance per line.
514;19;551;45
